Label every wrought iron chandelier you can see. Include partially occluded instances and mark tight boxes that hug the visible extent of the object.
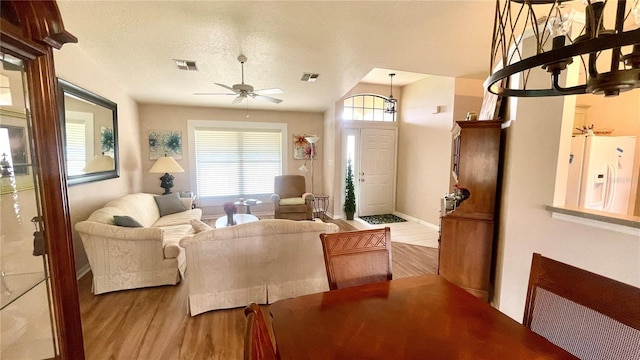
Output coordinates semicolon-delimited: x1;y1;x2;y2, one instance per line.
384;73;397;113
485;0;640;97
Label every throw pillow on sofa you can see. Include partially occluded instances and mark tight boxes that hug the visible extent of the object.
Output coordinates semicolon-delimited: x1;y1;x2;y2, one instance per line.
154;192;186;216
113;215;143;227
190;219;212;233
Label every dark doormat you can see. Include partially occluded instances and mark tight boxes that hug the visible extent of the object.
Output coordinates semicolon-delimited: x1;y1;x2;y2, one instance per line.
359;214;407;225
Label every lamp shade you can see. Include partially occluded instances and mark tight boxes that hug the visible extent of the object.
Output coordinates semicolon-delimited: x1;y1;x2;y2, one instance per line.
149;156;184;173
305;135;319;144
82;154;114;173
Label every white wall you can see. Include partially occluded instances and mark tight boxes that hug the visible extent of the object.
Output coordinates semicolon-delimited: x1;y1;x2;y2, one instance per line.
54;44;142;272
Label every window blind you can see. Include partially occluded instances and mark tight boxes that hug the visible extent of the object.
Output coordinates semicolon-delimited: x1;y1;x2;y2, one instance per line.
65;120;86;176
194;128;282;197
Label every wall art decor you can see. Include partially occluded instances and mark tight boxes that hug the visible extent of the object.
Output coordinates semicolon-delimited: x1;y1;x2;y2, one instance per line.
101;126;114;157
293;134;316;160
149;130;182;160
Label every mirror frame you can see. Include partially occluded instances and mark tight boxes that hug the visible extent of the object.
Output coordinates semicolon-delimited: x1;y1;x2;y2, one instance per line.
57;78;119;185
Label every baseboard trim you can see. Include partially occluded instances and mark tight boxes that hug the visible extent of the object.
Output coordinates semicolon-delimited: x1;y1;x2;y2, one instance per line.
392;211;439;230
76;264;91;280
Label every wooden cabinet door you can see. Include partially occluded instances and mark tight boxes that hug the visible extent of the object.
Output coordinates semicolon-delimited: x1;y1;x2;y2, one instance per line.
439;215;494;301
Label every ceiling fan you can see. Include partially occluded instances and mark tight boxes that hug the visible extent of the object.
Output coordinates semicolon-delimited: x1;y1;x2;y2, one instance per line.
195;55;283;104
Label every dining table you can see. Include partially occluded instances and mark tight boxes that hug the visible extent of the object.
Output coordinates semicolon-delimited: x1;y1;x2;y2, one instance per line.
269;275;578;359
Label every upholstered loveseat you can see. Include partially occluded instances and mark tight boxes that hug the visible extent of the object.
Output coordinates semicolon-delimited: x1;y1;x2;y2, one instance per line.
179;219;339;316
75;193;202;294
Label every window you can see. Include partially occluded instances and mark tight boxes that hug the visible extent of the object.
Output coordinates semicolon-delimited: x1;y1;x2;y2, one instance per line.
189;120;286;202
65;119;87;176
343;94;395;122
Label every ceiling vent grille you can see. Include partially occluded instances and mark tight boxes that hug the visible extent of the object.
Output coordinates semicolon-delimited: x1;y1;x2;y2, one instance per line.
301;73;319;82
174;59;198;71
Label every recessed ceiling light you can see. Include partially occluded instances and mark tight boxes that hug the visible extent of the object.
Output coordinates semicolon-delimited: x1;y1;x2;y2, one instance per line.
301;73;319;82
174;59;198;71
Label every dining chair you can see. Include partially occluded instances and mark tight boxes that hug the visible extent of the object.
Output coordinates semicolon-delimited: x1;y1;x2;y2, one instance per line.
523;253;640;360
244;303;278;360
319;227;392;290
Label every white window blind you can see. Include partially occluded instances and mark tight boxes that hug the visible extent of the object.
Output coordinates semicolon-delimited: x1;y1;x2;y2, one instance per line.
194;128;282;197
65;119;86;176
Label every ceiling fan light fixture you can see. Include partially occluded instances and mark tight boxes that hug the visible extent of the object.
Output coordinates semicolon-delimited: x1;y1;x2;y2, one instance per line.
174;59;198;71
194;54;283;104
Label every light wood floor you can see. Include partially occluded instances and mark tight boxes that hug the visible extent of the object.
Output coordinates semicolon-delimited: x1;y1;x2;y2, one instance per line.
78;220;438;359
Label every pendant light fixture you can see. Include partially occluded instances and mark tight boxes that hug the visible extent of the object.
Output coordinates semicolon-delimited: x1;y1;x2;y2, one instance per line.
384;73;397;114
486;0;640;97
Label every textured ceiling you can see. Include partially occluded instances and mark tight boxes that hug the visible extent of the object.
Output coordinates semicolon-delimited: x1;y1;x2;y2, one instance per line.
57;1;496;113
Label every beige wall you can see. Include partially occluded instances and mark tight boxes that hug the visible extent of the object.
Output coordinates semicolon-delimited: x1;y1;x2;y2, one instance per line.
323;106;337;217
396;76;455;225
55;44;142;273
138;104;324;217
453;78;485;122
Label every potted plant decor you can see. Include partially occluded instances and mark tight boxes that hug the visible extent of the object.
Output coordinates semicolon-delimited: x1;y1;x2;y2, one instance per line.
344;159;356;220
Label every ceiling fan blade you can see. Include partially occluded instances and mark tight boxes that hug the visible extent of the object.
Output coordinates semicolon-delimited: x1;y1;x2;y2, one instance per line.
253;94;283;104
253;87;284;95
215;83;238;93
193;92;236;96
232;95;245;105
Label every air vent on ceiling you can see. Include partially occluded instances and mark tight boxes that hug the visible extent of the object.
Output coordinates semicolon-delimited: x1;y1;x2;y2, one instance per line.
174;59;198;71
301;73;319;82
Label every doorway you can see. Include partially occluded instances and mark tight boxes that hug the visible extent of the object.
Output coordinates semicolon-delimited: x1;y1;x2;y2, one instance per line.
344;127;397;218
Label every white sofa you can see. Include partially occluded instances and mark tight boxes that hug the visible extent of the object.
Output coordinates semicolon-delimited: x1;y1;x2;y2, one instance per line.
75;193;202;294
179;219;339;316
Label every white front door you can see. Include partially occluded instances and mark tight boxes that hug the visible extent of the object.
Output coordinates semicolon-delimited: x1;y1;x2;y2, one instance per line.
358;128;396;216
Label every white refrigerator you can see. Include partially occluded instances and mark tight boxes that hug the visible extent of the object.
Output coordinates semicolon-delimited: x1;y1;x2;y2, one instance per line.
565;135;637;215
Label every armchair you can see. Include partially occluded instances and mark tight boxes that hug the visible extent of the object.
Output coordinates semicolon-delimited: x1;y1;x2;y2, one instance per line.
270;175;313;220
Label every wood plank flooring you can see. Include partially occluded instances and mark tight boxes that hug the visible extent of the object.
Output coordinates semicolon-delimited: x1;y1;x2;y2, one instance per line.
78;220;438;359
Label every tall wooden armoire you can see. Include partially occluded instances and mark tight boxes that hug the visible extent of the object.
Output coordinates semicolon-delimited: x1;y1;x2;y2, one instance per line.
438;119;504;301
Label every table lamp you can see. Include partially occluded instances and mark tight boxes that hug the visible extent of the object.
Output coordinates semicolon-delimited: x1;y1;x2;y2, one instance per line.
82;153;114;173
149;155;184;195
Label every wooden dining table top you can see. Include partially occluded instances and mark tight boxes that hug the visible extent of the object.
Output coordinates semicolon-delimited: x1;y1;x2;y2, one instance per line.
269;275;578;359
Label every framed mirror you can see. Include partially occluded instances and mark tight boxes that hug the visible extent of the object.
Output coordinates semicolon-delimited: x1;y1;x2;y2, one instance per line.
58;78;119;185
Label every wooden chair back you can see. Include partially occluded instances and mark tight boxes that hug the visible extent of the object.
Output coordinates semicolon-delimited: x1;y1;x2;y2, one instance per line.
320;227;392;290
244;303;278;360
524;253;640;360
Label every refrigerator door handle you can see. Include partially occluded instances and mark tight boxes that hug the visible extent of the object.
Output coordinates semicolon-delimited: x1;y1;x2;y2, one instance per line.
603;162;617;211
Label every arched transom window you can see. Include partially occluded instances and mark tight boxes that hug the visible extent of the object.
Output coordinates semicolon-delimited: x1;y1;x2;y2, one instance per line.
343;94;396;122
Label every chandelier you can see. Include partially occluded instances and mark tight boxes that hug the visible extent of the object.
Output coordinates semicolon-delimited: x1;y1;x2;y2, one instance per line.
485;0;640;97
384;73;397;113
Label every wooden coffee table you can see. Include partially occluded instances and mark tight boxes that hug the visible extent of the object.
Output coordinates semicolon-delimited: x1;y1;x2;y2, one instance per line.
214;213;259;228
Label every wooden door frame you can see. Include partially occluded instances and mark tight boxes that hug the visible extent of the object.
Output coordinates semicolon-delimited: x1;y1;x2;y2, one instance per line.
1;1;84;359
